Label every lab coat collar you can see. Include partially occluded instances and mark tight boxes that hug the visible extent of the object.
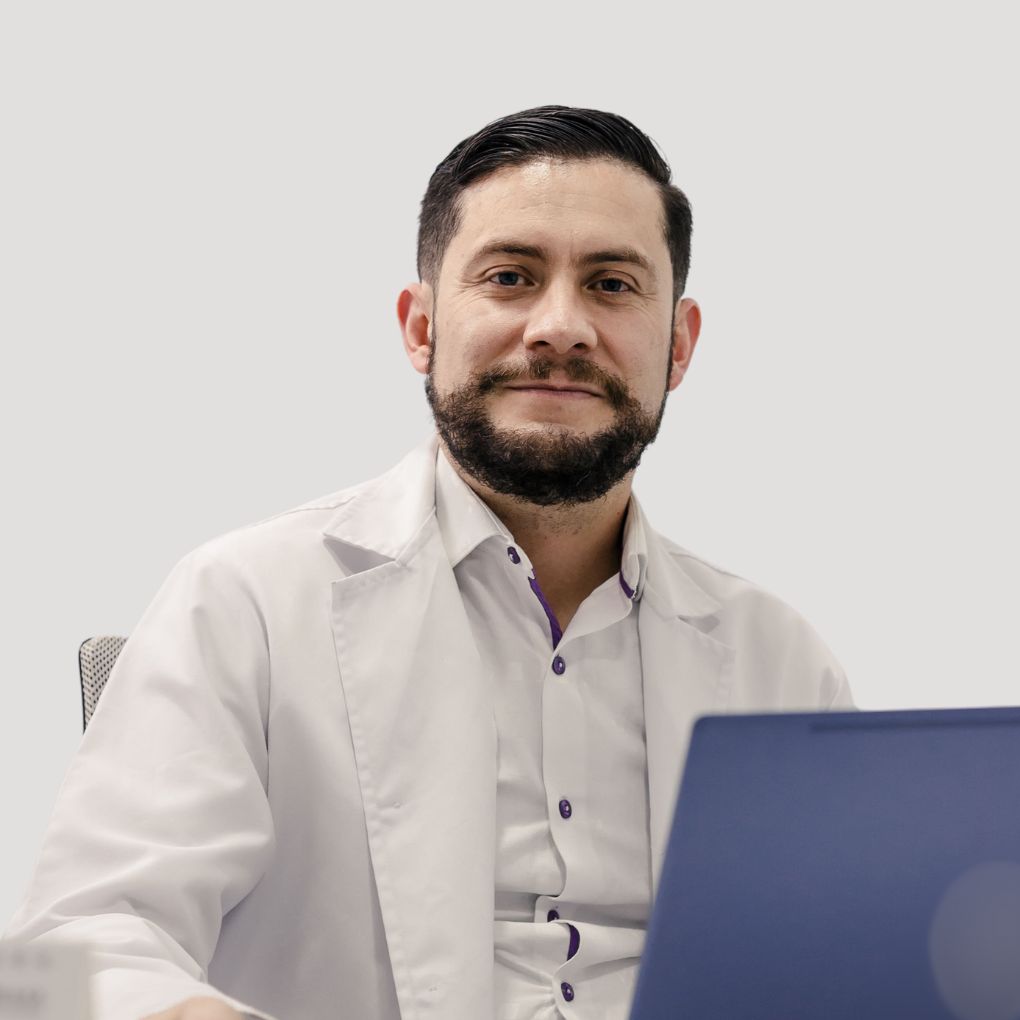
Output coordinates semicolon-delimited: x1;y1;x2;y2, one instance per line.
627;498;721;620
321;435;442;564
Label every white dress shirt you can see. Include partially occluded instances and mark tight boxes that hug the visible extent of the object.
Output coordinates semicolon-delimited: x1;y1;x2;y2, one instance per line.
435;449;653;1020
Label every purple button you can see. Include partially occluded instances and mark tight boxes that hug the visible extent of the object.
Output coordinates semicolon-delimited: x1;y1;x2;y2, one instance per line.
561;982;575;1002
567;923;580;960
547;909;560;922
507;546;521;564
552;655;566;676
558;798;572;819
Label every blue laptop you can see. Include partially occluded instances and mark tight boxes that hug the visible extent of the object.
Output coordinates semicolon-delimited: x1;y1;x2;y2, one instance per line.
629;707;1020;1020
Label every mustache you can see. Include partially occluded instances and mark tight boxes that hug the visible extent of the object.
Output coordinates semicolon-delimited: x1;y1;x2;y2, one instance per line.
475;356;631;408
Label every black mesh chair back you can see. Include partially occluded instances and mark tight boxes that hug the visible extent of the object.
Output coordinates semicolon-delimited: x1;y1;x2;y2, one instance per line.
78;636;127;731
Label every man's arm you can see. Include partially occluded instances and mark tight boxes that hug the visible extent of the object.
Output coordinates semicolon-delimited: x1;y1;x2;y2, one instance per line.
4;545;279;1020
826;665;856;710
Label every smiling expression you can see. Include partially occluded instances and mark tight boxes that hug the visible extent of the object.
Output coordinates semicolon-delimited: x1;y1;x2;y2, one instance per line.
399;156;700;504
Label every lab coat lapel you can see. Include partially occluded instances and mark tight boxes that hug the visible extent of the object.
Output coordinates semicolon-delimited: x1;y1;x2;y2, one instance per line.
639;529;735;894
325;437;495;1020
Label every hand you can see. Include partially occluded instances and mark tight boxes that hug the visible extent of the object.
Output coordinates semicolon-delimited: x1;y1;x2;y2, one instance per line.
141;996;246;1020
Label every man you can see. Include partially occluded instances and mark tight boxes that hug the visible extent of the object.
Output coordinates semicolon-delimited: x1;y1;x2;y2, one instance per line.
4;105;853;1020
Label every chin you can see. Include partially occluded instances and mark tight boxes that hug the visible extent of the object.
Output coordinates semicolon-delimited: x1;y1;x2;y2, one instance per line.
500;422;600;442
496;412;610;433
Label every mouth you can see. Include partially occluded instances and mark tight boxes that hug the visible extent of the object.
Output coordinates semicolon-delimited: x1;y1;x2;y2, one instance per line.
502;382;602;398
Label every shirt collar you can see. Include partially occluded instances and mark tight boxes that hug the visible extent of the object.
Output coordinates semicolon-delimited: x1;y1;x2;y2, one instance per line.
618;496;649;602
434;447;648;602
435;447;512;568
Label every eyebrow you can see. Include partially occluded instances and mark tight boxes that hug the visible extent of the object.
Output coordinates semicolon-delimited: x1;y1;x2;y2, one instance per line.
466;239;657;281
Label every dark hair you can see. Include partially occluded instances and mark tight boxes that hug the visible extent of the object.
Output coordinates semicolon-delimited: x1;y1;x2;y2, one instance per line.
416;105;693;306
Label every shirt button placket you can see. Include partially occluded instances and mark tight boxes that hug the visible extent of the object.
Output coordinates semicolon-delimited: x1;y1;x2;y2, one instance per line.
542;586;577;1004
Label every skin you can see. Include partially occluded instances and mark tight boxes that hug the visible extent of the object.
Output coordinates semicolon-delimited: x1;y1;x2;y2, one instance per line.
140;996;244;1020
399;157;702;630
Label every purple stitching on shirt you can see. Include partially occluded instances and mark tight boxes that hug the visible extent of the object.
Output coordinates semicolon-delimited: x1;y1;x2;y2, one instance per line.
619;571;635;599
528;574;563;648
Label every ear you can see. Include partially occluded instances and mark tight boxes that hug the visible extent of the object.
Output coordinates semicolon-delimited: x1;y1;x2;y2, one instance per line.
397;282;434;376
667;297;702;392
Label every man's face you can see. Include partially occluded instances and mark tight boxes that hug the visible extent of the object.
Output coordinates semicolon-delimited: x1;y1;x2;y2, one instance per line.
400;157;699;505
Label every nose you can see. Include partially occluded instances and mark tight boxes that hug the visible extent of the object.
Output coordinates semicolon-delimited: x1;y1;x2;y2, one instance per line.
521;279;598;356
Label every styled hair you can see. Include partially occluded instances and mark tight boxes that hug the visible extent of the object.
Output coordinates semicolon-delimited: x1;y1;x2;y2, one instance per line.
416;105;693;305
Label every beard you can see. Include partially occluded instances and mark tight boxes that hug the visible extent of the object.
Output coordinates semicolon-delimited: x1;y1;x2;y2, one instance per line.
425;335;671;507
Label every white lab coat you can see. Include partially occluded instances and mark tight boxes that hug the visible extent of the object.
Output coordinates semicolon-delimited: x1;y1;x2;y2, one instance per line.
4;435;853;1020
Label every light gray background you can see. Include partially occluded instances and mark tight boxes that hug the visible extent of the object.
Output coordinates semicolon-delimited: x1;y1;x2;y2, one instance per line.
2;2;1018;922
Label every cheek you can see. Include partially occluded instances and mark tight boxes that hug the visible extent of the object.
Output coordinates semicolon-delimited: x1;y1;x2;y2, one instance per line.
626;348;672;402
431;339;484;395
438;324;509;373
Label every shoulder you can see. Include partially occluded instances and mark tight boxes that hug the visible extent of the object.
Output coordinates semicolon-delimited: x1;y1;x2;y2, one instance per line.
190;436;440;576
652;534;853;710
181;482;364;575
154;469;390;613
657;534;803;620
142;438;441;623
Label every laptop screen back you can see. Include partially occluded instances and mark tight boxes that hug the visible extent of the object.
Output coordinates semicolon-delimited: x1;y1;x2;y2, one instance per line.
629;707;1020;1020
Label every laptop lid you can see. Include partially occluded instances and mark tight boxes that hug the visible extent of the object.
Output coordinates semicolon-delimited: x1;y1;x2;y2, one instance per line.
629;707;1020;1020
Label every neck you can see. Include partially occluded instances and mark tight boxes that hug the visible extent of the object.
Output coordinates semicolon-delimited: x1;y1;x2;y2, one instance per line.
440;445;633;629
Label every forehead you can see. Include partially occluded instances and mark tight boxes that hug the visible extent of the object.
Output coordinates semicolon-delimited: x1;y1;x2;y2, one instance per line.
447;158;667;267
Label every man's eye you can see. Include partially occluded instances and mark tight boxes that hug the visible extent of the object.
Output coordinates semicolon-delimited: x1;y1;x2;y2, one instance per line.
489;271;526;287
594;277;631;293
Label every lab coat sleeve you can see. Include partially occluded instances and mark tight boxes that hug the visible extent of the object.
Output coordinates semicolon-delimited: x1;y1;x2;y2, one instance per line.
3;544;281;1020
826;664;856;710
